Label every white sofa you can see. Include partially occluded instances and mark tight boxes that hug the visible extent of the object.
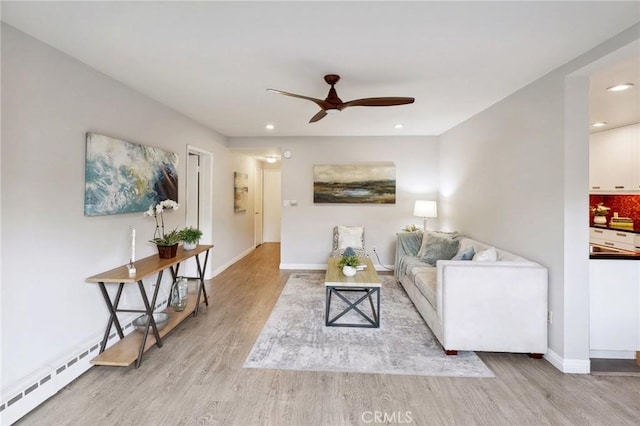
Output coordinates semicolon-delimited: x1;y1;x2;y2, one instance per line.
395;232;548;356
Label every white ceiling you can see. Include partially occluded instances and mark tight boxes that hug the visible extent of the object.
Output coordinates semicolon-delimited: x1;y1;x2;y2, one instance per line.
589;55;640;133
1;1;639;138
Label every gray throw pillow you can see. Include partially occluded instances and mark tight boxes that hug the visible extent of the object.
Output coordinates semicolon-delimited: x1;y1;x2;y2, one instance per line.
420;235;460;266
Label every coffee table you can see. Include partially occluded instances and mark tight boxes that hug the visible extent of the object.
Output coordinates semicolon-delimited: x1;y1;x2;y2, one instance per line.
325;257;380;328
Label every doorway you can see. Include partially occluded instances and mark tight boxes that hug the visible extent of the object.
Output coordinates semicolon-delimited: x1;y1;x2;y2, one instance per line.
185;146;214;278
263;169;281;243
254;165;264;247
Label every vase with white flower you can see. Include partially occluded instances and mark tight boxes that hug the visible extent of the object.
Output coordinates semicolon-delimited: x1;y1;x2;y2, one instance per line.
591;202;610;225
144;199;181;258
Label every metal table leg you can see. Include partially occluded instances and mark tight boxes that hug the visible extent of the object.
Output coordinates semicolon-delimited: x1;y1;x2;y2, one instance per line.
97;282;125;353
134;270;164;368
325;286;380;328
194;249;210;315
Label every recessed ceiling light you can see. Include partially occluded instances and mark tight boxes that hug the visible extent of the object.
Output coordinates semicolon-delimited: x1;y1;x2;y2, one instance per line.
265;124;275;130
606;83;634;92
394;123;404;129
591;121;608;127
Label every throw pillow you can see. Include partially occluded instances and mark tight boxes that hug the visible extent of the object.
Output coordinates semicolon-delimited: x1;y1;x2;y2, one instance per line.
342;247;356;257
472;247;498;261
416;231;461;258
337;226;364;249
419;234;460;266
452;246;475;261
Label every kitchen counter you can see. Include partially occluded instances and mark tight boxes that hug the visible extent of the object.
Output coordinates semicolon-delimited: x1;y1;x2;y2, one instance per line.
590;245;640;260
591;224;640;234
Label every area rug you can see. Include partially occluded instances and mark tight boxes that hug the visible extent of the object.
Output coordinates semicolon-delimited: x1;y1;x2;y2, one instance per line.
243;273;494;378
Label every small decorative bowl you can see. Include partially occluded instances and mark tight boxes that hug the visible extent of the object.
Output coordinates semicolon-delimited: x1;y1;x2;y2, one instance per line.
133;312;170;333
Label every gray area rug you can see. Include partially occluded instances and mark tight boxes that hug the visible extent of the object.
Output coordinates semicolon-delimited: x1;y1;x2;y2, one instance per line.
244;273;494;378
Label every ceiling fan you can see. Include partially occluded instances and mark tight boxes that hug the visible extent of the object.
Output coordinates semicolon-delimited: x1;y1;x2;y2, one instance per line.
267;74;415;123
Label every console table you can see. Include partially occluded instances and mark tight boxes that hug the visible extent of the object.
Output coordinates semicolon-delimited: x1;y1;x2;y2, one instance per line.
86;244;213;368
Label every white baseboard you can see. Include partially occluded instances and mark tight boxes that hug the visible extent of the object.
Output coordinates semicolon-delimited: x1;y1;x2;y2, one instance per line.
544;348;590;374
279;263;326;270
590;350;636;359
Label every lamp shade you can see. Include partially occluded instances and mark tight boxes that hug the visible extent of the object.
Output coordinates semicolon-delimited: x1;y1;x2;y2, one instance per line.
414;200;437;218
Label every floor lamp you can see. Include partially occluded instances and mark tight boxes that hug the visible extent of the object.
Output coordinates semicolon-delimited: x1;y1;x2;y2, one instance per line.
414;200;437;231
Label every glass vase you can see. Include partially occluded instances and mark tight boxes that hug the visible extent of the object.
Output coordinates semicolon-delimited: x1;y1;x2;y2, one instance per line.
171;276;188;311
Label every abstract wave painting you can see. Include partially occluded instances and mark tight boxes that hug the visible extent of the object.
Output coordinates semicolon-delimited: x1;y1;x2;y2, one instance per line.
313;163;396;204
84;133;178;216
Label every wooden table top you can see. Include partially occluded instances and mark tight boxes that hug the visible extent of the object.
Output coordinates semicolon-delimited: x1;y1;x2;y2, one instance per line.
325;257;380;287
86;245;213;283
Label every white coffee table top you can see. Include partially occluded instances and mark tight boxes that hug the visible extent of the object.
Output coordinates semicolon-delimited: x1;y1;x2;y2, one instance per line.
325;257;380;287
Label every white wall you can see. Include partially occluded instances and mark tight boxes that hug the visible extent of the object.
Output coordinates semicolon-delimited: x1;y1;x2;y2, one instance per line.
0;24;256;420
229;136;439;268
438;24;639;372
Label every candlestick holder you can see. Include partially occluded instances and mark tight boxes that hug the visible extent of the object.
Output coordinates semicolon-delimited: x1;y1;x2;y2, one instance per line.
127;262;136;276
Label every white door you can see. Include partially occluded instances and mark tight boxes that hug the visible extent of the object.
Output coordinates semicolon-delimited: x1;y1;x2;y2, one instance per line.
186;153;200;228
254;166;264;247
185;146;214;278
263;169;281;243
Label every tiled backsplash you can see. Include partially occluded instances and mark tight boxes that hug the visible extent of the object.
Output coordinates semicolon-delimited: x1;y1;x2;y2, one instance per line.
589;194;640;224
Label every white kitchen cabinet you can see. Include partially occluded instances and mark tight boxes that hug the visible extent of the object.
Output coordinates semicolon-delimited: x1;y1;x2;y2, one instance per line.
590;227;637;252
589;123;640;192
590;260;640;356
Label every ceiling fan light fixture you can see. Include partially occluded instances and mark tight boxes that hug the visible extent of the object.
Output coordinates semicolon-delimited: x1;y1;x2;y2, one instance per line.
606;83;634;92
267;74;415;123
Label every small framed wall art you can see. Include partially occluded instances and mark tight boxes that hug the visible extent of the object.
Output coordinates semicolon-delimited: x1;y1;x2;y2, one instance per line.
234;171;249;212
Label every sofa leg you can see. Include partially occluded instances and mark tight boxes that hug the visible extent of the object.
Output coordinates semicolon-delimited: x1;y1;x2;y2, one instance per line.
529;353;543;359
445;350;458;356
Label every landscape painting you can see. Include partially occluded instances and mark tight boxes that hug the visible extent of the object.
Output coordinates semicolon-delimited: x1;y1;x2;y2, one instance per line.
84;133;178;216
313;163;396;204
234;171;249;212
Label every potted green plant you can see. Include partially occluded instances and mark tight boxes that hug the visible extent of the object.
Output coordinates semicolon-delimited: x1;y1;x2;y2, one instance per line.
180;227;203;251
338;254;360;277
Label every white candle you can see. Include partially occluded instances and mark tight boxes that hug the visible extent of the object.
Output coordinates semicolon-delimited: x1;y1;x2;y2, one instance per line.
130;226;136;263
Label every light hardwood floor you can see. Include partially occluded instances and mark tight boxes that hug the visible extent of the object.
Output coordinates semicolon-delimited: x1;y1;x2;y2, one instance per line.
18;243;640;425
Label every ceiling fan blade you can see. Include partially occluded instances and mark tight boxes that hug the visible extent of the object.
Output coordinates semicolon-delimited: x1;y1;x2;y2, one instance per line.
309;110;327;123
267;89;330;109
341;97;415;109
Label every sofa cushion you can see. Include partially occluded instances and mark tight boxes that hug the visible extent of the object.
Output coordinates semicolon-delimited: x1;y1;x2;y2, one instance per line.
335;226;364;249
412;267;438;309
417;231;461;259
452;246;475;261
473;247;498;261
420;234;460;266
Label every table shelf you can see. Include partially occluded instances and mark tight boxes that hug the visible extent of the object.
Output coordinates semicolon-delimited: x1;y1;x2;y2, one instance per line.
91;292;199;367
